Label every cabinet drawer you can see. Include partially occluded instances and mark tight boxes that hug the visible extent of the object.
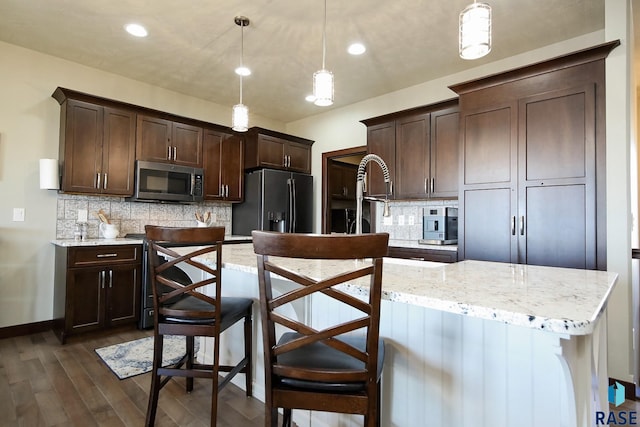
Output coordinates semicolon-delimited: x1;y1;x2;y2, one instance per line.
387;246;457;263
68;245;141;267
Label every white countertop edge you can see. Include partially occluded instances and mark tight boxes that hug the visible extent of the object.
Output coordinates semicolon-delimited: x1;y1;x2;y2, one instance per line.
51;238;144;246
219;255;618;336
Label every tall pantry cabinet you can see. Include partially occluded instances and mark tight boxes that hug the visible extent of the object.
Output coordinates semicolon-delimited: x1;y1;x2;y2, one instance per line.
450;41;618;270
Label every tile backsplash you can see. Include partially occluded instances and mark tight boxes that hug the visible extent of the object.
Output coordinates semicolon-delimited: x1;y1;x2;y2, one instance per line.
56;194;232;239
374;199;459;246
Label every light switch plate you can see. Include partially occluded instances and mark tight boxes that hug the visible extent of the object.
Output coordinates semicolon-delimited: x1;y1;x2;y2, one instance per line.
77;209;88;223
408;215;415;225
13;208;25;222
383;215;393;226
398;215;405;226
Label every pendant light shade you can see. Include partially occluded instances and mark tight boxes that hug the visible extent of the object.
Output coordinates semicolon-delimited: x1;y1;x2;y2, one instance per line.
459;1;492;60
232;16;250;132
232;103;249;132
313;69;333;107
313;0;333;106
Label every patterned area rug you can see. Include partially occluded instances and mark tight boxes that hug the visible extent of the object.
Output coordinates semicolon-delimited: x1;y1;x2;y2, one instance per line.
95;335;199;380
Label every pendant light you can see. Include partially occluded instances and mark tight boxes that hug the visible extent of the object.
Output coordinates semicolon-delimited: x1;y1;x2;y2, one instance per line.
313;0;333;106
459;1;492;60
232;16;250;132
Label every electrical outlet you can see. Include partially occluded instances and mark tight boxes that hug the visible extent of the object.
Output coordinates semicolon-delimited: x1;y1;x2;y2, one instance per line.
398;215;405;226
408;215;415;225
13;208;25;222
77;209;88;223
383;215;393;226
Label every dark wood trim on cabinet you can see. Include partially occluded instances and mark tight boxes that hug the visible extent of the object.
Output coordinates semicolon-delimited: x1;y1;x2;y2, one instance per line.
387;246;458;263
449;40;620;95
361;98;459;127
53;87;233;133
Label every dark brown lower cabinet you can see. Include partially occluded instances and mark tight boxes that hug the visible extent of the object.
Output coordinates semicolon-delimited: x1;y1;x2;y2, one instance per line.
53;245;141;343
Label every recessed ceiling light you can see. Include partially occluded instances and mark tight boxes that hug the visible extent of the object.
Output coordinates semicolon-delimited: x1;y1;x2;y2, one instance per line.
347;43;366;55
125;23;148;38
235;66;251;76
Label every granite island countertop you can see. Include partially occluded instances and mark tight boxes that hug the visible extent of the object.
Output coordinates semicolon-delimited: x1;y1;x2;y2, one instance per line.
218;243;618;336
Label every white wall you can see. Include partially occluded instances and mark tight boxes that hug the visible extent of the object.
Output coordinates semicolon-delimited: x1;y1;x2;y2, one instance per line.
0;40;283;328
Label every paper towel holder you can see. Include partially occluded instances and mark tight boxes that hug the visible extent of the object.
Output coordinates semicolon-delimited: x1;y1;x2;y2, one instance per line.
39;158;60;190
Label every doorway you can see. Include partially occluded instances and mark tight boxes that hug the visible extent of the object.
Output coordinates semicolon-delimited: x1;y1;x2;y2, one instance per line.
321;146;367;234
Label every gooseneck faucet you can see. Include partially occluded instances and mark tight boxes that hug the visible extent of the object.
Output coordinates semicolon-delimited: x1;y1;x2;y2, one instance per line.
355;154;391;234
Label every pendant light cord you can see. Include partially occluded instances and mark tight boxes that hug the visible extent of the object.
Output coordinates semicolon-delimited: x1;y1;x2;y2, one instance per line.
239;23;244;104
321;0;327;69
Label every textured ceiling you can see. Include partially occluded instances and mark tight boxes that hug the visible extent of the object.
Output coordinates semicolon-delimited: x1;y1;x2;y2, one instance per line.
0;0;605;123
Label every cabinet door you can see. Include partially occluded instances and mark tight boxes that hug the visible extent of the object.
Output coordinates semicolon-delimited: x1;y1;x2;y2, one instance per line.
172;122;203;167
366;121;396;197
203;129;224;199
102;107;136;195
257;134;287;169
395;113;430;199
518;85;597;269
67;266;105;333
61;100;103;193
222;135;244;201
461;188;516;263
107;264;141;326
286;141;311;174
430;108;459;198
458;104;517;262
204;130;244;201
136;115;172;163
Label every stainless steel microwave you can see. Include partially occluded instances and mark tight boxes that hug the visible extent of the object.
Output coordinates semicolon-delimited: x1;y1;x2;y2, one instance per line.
129;160;204;203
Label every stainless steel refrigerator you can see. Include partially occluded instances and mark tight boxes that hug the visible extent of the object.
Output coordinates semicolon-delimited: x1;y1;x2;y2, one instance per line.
232;169;313;235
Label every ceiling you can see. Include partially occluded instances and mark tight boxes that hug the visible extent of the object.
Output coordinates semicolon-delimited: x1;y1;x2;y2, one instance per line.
0;0;607;124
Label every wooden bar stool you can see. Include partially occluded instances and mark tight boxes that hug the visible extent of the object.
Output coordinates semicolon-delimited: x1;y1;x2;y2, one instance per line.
145;226;253;427
252;230;389;427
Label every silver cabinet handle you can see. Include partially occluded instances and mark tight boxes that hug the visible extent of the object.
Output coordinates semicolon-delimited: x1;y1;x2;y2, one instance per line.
511;216;516;235
424;178;428;194
108;269;113;288
520;216;525;236
283;154;287;167
225;185;229;198
96;173;101;189
100;270;105;289
167;146;172;160
221;184;225;196
96;253;118;258
103;173;107;190
173;146;177;161
430;177;435;194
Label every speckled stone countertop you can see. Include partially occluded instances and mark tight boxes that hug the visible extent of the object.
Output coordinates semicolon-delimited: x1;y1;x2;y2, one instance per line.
51;235;251;247
51;238;144;246
219;243;618;336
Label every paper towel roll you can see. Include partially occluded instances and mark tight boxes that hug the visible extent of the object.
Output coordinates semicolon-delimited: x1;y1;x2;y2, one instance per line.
39;158;59;190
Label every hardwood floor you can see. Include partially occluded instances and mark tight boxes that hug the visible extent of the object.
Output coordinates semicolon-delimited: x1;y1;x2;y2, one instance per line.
2;326;639;426
0;328;270;427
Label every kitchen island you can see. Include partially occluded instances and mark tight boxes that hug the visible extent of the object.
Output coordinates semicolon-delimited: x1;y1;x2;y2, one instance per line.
200;243;618;427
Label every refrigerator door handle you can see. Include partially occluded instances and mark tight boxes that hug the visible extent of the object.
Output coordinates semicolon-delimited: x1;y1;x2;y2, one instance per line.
291;178;297;232
287;178;294;232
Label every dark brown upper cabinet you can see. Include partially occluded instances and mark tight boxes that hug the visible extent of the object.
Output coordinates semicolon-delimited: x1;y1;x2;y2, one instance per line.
361;99;459;200
203;128;244;202
53;88;136;196
450;41;619;271
244;127;313;174
136;114;203;168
